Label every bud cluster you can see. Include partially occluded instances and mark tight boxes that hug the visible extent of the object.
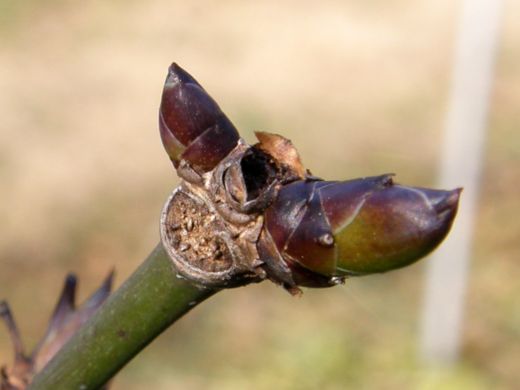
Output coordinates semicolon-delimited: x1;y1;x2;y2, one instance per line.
158;63;460;293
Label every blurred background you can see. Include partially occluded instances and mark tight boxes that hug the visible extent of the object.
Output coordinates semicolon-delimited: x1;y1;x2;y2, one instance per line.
0;0;518;389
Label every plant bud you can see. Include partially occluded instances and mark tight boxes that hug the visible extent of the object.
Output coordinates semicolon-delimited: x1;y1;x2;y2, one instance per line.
159;63;240;173
261;175;461;287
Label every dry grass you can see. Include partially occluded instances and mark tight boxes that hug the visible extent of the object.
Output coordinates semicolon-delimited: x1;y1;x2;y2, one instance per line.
0;1;518;388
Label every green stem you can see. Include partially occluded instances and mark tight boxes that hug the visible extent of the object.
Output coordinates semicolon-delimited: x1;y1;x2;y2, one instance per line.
28;243;217;390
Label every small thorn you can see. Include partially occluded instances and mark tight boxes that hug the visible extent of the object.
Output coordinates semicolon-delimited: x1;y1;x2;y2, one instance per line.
48;273;78;330
0;301;27;363
83;270;114;310
0;300;8;316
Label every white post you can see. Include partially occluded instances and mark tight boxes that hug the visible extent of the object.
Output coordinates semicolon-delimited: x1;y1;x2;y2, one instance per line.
419;0;503;364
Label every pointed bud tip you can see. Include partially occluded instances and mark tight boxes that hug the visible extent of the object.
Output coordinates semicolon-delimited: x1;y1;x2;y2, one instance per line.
0;300;9;316
61;273;78;303
166;62;199;89
64;273;77;287
452;187;463;199
431;187;462;215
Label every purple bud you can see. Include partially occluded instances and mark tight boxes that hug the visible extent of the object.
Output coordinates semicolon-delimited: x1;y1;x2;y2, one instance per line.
159;63;239;172
261;176;461;287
